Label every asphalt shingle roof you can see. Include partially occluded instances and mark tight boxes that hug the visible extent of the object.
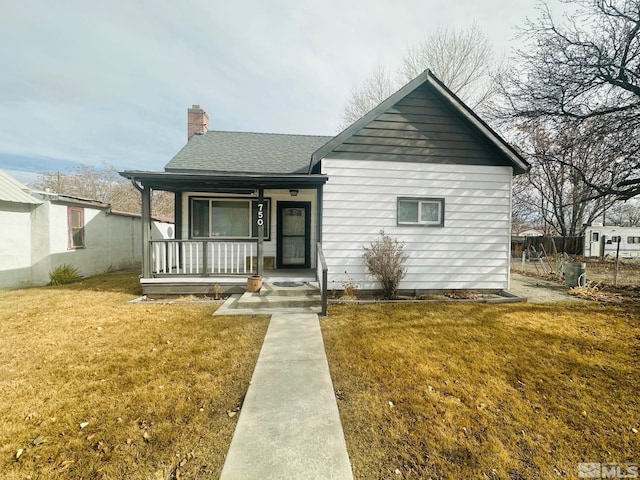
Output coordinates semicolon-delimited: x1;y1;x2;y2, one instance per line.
165;131;332;175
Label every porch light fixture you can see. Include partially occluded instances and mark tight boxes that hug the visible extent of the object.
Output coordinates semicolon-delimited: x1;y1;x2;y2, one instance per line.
289;189;299;197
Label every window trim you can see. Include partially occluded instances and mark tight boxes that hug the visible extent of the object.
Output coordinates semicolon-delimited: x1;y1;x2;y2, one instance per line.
67;206;85;249
189;197;271;240
397;197;445;227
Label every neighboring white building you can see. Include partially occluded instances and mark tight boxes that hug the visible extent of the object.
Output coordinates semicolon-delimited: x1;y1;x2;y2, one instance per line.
513;227;544;237
584;225;640;258
0;170;173;289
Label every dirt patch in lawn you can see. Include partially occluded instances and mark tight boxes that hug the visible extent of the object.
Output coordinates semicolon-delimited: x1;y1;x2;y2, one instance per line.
322;302;640;479
0;270;268;480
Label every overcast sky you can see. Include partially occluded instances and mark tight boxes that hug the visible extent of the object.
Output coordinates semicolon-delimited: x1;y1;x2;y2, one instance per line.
0;0;559;181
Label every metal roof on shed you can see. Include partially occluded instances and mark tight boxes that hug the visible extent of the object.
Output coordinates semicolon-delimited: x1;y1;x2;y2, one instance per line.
0;170;41;204
164;131;332;174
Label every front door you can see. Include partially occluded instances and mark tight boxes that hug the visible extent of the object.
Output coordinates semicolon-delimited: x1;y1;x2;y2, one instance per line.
277;201;311;268
590;231;601;257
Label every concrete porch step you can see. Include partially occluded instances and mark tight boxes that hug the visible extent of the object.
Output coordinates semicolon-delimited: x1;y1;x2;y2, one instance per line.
237;291;322;309
214;294;322;316
259;281;320;297
213;279;323;316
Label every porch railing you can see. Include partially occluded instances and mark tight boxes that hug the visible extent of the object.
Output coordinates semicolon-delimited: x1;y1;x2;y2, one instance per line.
317;242;328;316
150;239;258;276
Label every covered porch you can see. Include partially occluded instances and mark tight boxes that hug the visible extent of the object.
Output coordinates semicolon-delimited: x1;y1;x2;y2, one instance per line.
120;170;328;296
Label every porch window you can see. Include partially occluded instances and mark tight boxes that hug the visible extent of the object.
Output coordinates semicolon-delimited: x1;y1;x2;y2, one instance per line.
190;198;270;239
397;197;444;227
68;206;85;249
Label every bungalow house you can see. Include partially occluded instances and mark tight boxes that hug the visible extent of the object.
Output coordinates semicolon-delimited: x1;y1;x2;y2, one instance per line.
121;70;528;298
0;170;173;289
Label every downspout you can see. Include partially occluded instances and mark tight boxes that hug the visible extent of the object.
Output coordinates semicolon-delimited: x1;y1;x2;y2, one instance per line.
130;179;143;193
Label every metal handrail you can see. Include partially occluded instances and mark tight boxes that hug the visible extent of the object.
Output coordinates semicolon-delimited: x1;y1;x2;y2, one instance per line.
317;243;328;317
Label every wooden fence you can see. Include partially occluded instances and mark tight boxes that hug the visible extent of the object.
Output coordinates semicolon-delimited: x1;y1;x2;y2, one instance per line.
512;236;584;256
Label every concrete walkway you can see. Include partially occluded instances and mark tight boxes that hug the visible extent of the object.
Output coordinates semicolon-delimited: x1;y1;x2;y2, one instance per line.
219;313;354;480
509;272;583;303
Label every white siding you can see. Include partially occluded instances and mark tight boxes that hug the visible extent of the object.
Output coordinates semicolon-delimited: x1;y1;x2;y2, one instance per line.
322;159;513;291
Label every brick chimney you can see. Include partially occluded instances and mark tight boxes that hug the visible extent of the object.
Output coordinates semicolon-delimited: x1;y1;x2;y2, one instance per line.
187;105;209;141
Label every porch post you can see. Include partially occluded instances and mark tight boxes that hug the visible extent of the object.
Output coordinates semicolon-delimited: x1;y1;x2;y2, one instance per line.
316;184;323;243
257;188;264;277
142;185;151;278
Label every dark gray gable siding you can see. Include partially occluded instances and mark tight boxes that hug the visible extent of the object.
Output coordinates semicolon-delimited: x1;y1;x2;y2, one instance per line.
165;131;332;175
311;70;528;174
330;85;504;165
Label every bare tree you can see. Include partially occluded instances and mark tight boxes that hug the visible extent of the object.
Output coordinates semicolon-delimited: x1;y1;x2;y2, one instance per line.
501;0;640;199
342;64;396;128
341;24;504;127
511;174;542;232
514;121;619;236
606;199;640;226
399;23;503;110
33;165;174;220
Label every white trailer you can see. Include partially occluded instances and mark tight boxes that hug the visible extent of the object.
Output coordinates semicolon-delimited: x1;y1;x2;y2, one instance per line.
584;226;640;258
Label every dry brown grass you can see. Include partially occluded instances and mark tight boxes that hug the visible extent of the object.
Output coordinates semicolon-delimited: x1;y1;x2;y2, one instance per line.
0;270;268;479
322;302;640;479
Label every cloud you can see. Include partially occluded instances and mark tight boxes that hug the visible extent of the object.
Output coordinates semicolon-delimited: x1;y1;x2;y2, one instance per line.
0;0;555;172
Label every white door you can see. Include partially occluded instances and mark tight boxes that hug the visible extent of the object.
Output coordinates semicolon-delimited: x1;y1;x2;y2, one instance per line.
589;231;600;257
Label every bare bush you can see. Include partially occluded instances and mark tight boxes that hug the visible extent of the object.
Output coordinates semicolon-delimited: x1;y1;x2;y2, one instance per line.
363;230;408;299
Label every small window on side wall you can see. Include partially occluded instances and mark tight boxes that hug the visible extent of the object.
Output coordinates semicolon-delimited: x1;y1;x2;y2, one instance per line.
397;197;444;227
68;206;85;249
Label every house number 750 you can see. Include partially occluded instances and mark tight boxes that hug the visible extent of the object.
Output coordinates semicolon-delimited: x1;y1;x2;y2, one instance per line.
256;203;265;227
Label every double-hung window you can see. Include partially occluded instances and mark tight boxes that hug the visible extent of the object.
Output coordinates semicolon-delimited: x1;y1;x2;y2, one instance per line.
191;198;270;239
397;197;444;227
68;206;85;249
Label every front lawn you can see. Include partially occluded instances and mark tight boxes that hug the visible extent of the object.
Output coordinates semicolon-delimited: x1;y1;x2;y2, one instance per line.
0;271;268;479
322;302;639;479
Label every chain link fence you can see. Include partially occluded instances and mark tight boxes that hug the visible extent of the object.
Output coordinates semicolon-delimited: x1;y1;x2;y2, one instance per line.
512;254;640;287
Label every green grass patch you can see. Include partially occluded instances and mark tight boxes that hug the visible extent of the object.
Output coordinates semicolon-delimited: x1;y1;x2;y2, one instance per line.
48;264;81;286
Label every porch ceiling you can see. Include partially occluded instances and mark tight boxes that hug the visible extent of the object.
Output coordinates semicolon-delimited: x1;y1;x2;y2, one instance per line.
120;170;328;192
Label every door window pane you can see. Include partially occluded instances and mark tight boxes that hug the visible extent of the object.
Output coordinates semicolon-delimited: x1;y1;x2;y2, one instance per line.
282;237;305;265
283;207;305;235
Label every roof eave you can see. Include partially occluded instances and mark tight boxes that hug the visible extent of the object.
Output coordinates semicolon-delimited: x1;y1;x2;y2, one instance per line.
309;70;437;172
309;69;530;175
120;170;328;192
423;71;530;175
